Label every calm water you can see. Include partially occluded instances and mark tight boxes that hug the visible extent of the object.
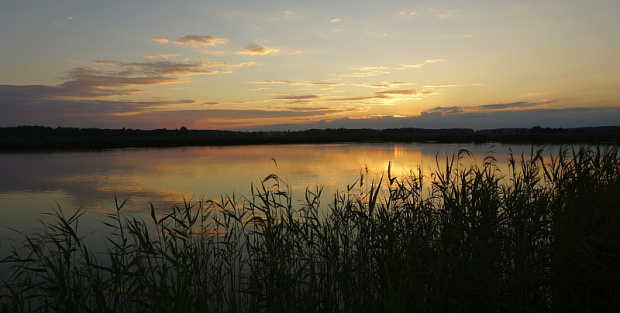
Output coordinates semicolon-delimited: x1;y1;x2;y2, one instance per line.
0;142;549;243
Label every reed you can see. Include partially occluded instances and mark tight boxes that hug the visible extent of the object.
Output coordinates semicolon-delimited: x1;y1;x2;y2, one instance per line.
1;145;619;312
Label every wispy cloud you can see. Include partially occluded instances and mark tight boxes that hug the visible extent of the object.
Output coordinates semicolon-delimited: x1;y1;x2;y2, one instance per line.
375;89;432;98
428;99;560;114
116;60;254;76
153;37;170;44
283;11;297;19
423;84;465;88
250;80;298;85
355;81;414;89
398;10;418;17
144;53;180;60
272;94;319;103
249;80;341;87
52;16;74;27
437;9;458;19
338;66;390;78
95;60;120;66
260;106;620;131
333;88;434;104
0;58;255;104
237;43;280;55
399;59;444;69
338;60;443;78
154;35;230;47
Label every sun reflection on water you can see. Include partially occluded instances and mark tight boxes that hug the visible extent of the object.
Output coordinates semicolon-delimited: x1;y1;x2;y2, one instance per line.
0;143;550;240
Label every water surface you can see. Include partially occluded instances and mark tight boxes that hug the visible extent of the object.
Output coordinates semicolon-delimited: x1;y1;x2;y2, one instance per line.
0;142;548;241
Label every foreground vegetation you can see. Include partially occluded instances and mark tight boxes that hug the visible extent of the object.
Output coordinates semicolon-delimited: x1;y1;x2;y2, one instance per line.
1;146;619;312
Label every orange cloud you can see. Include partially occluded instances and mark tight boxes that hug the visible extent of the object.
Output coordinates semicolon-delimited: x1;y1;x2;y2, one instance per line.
237;43;280;55
153;37;170;44
338;66;390;78
249;80;341;87
355;81;414;89
144;53;180;60
399;59;444;69
154;35;230;47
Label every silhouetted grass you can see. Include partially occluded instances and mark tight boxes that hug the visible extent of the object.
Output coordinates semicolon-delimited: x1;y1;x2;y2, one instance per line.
1;146;619;312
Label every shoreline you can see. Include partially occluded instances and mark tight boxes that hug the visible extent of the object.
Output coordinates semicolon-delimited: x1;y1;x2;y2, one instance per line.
1;125;620;151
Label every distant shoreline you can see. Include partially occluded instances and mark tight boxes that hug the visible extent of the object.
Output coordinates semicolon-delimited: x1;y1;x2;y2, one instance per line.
1;125;620;151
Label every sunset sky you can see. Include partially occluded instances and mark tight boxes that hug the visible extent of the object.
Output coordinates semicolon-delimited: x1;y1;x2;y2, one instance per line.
1;0;619;130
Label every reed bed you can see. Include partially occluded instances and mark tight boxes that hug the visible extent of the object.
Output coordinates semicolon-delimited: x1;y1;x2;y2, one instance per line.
1;145;619;312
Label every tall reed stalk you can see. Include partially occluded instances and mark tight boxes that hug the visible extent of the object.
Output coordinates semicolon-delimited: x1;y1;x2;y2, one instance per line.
1;145;619;312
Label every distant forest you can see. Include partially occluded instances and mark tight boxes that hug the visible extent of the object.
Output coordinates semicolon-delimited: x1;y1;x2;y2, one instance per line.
1;125;620;151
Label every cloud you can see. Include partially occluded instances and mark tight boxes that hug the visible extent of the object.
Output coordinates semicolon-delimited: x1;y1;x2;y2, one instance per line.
272;94;319;103
95;60;121;66
249;80;341;87
333;88;434;103
428;99;560;114
250;80;297;85
375;89;431;98
479;101;542;111
273;95;318;100
93;60;255;78
331;18;342;23
338;66;390;78
0;58;254;106
338;60;442;78
144;53;180;60
116;60;242;76
258;107;620;131
423;84;464;88
0;85;355;129
437;10;458;19
398;11;418;16
237;43;280;55
287;107;335;112
52;16;74;27
0;64;180;100
153;37;170;44
355;81;414;89
154;35;230;47
399;59;444;69
309;81;342;86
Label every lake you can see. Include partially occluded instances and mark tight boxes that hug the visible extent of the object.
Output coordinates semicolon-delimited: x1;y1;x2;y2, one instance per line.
0;142;550;243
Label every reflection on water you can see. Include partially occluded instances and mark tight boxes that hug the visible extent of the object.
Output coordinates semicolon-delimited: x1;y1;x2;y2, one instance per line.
0;143;548;239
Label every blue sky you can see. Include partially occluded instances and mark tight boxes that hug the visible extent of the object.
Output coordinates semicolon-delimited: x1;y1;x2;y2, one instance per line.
1;0;619;130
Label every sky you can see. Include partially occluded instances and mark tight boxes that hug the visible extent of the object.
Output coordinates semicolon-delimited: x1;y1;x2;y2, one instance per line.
1;0;619;131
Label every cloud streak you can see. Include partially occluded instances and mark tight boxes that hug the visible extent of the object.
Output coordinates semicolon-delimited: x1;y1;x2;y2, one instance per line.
333;88;434;104
260;107;620;131
249;80;342;87
12;59;255;100
337;59;443;78
399;59;444;69
144;53;180;60
338;66;390;78
354;82;414;89
428;100;560;114
52;16;74;27
237;43;280;55
0;54;259;127
154;35;230;47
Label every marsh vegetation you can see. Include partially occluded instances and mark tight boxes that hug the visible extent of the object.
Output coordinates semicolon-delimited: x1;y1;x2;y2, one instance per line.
1;146;619;312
